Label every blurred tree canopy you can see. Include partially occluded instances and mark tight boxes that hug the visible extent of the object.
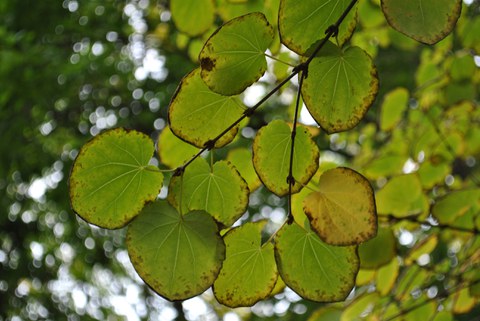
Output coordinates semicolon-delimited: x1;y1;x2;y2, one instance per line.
1;0;480;321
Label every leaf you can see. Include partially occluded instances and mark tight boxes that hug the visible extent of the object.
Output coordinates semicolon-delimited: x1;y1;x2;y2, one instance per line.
126;201;225;301
213;221;277;307
170;0;215;36
278;0;357;55
168;158;249;226
199;12;274;95
301;42;378;134
405;235;438;265
303;167;377;246
158;127;200;169
341;292;380;321
253;120;319;196
376;258;400;296
168;68;246;148
380;87;409;132
358;227;396;269
376;174;429;217
432;189;480;225
381;0;462;45
274;222;359;302
308;307;342;321
69;128;163;229
226;148;262;191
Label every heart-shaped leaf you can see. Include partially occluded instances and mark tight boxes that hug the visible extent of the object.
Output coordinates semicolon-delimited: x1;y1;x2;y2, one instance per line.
303;167;377;246
381;0;462;45
274;222;359;302
253;120;319;196
69;128;163;229
168;68;246;148
213;221;277;307
301;42;378;134
168;158;249;226
278;0;357;55
199;12;274;95
126;201;225;301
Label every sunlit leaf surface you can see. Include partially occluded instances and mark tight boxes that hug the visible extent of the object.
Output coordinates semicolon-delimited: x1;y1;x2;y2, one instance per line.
158;127;199;169
168;68;245;148
253;120;319;196
301;42;378;134
170;0;215;36
127;201;225;301
274;222;359;302
199;12;274;95
213;221;277;307
381;0;462;44
69;128;163;229
303;167;377;246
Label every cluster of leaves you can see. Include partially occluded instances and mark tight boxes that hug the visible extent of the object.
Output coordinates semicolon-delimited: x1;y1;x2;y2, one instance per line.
68;0;480;319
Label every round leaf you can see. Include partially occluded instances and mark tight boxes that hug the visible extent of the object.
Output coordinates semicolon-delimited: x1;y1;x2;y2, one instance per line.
253;120;319;196
170;0;215;37
168;68;246;148
278;0;357;55
126;201;225;301
168;158;249;226
199;12;274;95
381;0;462;45
274;222;359;302
302;43;378;134
303;167;377;246
213;221;277;307
69;128;163;229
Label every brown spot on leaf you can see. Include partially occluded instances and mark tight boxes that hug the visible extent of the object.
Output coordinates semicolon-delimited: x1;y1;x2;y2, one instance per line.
200;57;215;71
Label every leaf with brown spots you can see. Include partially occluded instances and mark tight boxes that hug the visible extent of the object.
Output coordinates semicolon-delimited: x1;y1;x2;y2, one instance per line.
274;221;359;302
69;128;163;229
301;42;378;134
126;201;225;301
303;167;377;246
199;12;274;95
213;221;277;307
381;0;462;45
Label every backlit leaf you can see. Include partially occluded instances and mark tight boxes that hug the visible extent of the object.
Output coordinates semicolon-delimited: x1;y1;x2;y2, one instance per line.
226;148;262;191
381;0;462;45
301;42;378;134
278;0;357;55
303;167;377;246
213;221;277;307
380;87;409;132
376;258;400;296
405;235;438;265
253;120;319;196
170;0;215;37
199;12;274;95
168;68;246;148
274;222;359;302
432;189;480;225
69;128;163;229
341;292;379;321
126;201;225;301
168;158;249;226
308;307;342;321
358;227;396;269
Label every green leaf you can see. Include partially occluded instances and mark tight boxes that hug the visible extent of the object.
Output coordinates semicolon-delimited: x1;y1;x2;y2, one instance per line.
252;120;319;196
168;68;246;148
303;167;377;246
380;87;409;132
158;127;200;169
376;258;400;296
213;221;277;307
226;148;262;191
278;0;357;55
381;0;462;45
358;227;396;269
432;189;480;225
308;307;342;321
274;222;359;302
126;201;225;301
168;158;249;226
170;0;215;36
341;292;380;321
405;235;437;265
69;128;163;229
199;12;274;95
301;42;378;134
376;174;428;217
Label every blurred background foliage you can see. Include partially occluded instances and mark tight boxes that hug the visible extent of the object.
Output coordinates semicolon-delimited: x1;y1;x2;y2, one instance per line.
0;0;479;320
